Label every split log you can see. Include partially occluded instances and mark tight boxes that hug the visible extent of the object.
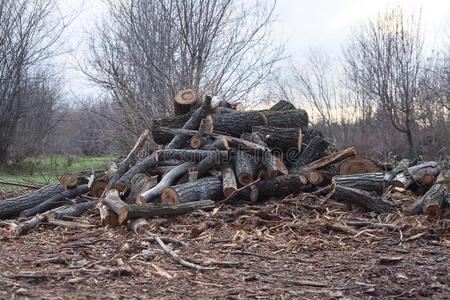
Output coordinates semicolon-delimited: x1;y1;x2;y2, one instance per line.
0;183;64;219
338;157;383;175
174;89;197;116
269;100;296;111
305;147;356;170
49;201;95;220
127;218;149;234
139;162;192;203
167;95;212;149
222;164;238;198
123;200;215;222
252;126;302;152
21;185;89;218
234;151;258;185
290;136;329;172
100;205;119;226
334;185;392;213
102;190;128;224
190;118;213;149
207;109;308;137
161;177;223;204
152;112;193;145
391;161;441;189
333;173;385;194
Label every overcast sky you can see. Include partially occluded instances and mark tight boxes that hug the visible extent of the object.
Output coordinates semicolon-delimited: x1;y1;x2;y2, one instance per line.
58;0;450;98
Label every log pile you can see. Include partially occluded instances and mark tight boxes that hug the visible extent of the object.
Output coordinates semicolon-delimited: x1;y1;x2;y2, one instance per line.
0;92;449;236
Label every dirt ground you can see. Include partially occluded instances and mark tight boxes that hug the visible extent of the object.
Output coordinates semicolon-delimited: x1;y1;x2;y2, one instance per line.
1;192;449;299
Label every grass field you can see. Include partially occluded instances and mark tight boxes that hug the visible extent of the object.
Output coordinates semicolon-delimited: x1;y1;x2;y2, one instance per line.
0;155;114;190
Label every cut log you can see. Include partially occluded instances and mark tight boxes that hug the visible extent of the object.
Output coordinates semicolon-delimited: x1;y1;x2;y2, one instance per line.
305;147;356;170
290;136;329;172
89;176;108;198
333;173;385;194
59;174;78;190
391;161;441;189
421;183;448;218
123;200;215;220
167;95;212;149
222;164;238;198
139;162;191;203
106;129;150;191
100;205;119;226
126;174;158;203
252;126;302;152
152;112;193;145
436;164;450;190
177;151;230;184
161;177;223;204
234;151;257;186
21;184;89;218
174;89;197;116
338;157;383;175
49;201;95;220
240;132;279;178
269;100;296;111
127;218;149;234
207;109;308;137
0;183;64;219
102;190;129;224
190;118;213;149
334;185;392;213
14;214;47;236
202;137;230;150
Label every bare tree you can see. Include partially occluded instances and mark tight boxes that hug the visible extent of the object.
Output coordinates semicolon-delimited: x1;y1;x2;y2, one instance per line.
0;0;65;162
344;7;423;157
85;0;282;141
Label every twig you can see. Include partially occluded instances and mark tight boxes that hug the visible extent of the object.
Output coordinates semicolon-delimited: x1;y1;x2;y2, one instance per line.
141;235;188;248
154;236;214;271
0;180;43;189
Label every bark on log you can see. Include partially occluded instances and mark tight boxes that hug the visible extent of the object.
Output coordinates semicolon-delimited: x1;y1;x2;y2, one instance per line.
290;136;329;172
190;118;213;149
338;157;383;175
161;177;223;204
436;164;450;190
214;107;238;114
333;173;385;194
269;100;296;111
207;109;308;137
240;132;278;178
123;200;215;220
421;183;448;218
100;205;119;226
14;214;47;236
252;126;302;152
0;183;64;219
384;158;410;182
102;190;128;224
305;147;356;170
334;185;392;213
177;151;231;184
126;174;158;203
167;95;212;149
139;162;191;203
21;185;89;217
391;161;441;189
50;201;95;220
234;151;258;186
89;176;108;198
202;137;230;150
222;164;238;198
152;112;193;145
174;89;197;116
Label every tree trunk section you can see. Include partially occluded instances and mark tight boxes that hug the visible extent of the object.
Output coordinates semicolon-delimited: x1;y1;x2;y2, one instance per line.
269;100;296;111
174;89;197;116
123;200;215;220
421;183;448;218
390;161;441;189
161;177;223;204
338;157;383;175
222;164;238;198
334;185;392;213
333;173;385;194
102;190;129;224
234;151;257;186
252;126;302;152
50;201;95;220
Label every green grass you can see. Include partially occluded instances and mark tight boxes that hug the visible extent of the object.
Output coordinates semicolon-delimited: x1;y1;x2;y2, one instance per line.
0;155;115;190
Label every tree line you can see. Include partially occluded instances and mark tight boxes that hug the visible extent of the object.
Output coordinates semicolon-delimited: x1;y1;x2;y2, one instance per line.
0;0;448;163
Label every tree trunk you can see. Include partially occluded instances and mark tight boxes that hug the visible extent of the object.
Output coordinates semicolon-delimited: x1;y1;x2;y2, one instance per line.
252;126;302;152
123;200;215;220
161;177;223;204
290;136;329;172
234;151;258;185
0;183;64;219
21;185;89;217
338;157;383;175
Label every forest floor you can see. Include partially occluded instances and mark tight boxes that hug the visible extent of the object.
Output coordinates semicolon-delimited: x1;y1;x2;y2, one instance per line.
0;191;449;299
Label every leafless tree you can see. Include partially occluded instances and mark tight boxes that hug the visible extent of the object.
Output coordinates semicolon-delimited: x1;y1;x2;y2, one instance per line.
344;7;423;157
0;0;66;162
85;0;283;140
